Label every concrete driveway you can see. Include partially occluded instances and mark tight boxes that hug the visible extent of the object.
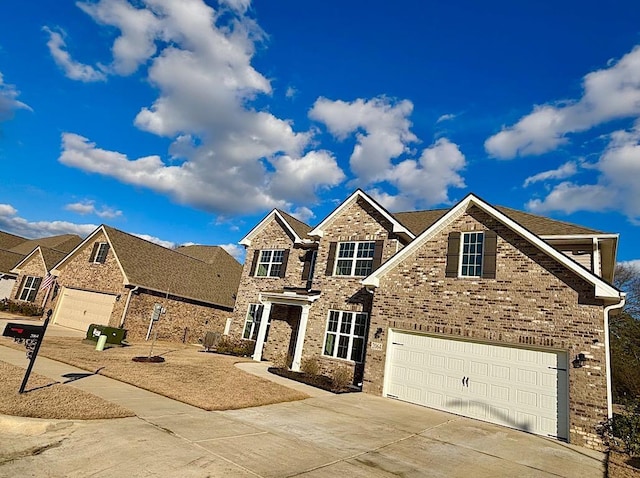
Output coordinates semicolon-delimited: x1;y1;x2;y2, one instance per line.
0;344;605;478
0;314;85;338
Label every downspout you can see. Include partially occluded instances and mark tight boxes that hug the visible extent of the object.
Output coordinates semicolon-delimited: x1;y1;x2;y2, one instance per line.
119;286;139;328
603;293;626;418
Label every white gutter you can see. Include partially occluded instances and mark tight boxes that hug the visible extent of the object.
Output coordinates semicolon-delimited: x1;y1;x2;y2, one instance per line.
603;294;626;418
119;286;139;328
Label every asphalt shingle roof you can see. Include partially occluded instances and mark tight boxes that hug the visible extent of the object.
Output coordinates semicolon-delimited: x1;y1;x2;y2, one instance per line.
104;226;241;308
392;206;606;237
0;231;27;250
276;209;312;239
9;234;82;255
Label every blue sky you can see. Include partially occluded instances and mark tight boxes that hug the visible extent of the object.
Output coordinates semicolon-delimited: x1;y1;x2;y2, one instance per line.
1;0;639;267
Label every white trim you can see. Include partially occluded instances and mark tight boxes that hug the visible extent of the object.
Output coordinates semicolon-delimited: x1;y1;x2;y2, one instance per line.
363;194;621;300
604;295;626;418
539;234;618;240
333;241;376;277
239;210;305;246
10;246;43;273
458;231;484;278
308;190;414;239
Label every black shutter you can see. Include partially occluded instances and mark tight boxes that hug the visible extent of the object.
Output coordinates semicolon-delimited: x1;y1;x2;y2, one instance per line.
325;242;337;276
248;250;260;276
89;242;99;262
279;250;289;278
371;240;385;271
482;230;497;279
15;276;26;299
445;232;461;278
301;251;312;281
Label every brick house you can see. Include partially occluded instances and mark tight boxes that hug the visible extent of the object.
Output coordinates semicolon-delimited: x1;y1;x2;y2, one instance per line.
231;189;624;449
44;225;242;343
1;233;82;303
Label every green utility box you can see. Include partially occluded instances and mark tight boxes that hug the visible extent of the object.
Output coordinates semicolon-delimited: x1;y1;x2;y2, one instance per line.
86;324;127;345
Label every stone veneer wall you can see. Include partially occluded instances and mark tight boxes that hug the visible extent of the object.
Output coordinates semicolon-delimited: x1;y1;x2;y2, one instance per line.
45;231;128;327
11;253;48;307
364;206;608;450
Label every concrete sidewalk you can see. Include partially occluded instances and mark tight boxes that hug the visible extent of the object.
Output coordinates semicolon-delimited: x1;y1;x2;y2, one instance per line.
0;344;606;477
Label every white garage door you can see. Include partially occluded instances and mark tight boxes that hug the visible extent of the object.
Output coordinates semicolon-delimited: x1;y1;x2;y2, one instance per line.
53;288;117;332
385;330;568;440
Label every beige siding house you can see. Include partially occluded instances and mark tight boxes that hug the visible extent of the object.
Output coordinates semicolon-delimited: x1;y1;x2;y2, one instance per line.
231;189;624;450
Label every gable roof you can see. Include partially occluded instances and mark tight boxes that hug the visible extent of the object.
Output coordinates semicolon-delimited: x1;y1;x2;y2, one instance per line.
8;234;82;255
54;225;241;308
0;250;24;276
0;231;27;250
308;189;415;239
11;246;69;273
364;193;621;300
393;207;606;237
239;209;311;246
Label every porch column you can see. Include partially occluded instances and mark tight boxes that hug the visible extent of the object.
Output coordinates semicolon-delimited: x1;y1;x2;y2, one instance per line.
252;301;272;362
291;304;311;372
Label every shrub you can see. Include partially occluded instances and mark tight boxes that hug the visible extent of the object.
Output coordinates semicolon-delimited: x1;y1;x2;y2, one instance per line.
271;352;288;369
331;365;352;391
600;398;640;456
300;356;320;375
0;299;43;317
215;336;255;357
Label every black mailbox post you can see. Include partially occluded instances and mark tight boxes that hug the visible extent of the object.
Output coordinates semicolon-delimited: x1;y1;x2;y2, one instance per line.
2;310;52;393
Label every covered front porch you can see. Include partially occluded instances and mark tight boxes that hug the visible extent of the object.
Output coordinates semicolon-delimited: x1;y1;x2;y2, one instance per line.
252;288;320;372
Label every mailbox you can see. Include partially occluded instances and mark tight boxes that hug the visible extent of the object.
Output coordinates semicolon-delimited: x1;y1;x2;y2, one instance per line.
2;322;44;340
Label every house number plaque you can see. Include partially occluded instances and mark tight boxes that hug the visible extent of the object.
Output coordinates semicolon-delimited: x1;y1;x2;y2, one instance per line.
371;342;383;351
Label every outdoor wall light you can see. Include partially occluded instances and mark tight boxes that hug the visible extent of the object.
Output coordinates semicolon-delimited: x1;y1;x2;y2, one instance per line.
115;294;121;302
374;327;384;339
572;353;587;368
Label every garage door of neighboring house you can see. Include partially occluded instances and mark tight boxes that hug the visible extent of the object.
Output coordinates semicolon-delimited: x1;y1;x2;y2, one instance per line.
384;330;569;440
53;288;117;332
0;277;15;300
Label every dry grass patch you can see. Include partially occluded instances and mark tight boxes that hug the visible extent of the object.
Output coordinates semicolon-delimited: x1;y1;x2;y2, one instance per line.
2;337;308;410
0;361;134;420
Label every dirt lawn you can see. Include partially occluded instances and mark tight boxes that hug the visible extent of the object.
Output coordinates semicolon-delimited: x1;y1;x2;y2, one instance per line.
1;337;308;411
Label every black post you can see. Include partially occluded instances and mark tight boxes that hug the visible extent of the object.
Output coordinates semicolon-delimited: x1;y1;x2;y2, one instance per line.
18;310;52;394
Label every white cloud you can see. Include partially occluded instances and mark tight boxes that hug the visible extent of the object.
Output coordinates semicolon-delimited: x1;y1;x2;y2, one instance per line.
132;233;175;249
285;86;297;99
288;206;315;223
0;72;31;121
57;0;341;215
220;243;246;263
383;138;466;209
523;161;578;187
526;122;640;221
43;27;107;82
619;259;640;271
486;45;640;159
0;203;97;238
436;113;456;123
65;200;123;219
309;96;417;184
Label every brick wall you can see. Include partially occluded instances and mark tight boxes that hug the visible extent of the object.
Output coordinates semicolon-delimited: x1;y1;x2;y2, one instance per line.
364;206;608;449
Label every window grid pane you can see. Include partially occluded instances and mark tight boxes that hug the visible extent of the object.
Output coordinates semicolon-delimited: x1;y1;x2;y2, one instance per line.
333;241;375;276
256;249;284;277
460;232;484;277
323;310;368;363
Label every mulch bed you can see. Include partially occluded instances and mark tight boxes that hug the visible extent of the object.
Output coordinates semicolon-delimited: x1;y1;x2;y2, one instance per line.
268;367;359;394
608;451;640;477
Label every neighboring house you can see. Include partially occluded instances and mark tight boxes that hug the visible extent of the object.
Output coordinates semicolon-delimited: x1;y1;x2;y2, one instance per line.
45;225;242;343
0;230;27;300
231;189;624;450
1;232;82;303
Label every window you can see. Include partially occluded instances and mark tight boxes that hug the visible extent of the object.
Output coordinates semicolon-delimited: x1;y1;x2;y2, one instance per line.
89;242;110;264
18;276;41;302
334;241;375;276
243;304;268;340
323;310;368;362
460;232;484;277
255;250;284;277
445;230;497;280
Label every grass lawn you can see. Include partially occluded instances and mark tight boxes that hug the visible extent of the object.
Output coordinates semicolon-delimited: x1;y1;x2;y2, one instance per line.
0;361;134;420
1;337;308;412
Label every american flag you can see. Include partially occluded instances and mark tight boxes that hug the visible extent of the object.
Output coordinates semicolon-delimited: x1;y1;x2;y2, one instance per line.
39;273;56;291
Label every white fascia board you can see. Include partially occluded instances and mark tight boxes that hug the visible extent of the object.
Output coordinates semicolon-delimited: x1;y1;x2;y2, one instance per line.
308;190;415;239
10;247;42;273
540;234;618;240
239;210;302;246
365;194;621;300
